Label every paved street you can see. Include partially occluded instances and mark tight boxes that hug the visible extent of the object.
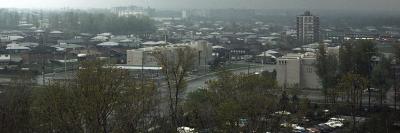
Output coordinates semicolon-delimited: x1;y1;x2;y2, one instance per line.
35;71;76;85
184;64;275;95
33;64;399;110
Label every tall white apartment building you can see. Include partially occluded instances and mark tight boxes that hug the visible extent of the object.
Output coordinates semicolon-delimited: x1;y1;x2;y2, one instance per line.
297;11;320;45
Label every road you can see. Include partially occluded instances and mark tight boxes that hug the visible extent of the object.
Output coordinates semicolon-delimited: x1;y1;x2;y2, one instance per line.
35;71;76;85
184;64;275;95
155;64;275;116
298;88;399;109
34;63;399;110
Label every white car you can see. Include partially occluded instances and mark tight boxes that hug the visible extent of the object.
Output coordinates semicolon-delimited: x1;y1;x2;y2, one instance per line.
292;125;306;132
363;88;380;93
329;117;345;122
274;111;291;115
177;126;195;133
325;121;344;128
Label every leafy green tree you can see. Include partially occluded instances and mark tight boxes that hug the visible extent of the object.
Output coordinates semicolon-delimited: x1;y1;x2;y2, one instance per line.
316;44;339;104
31;61;158;132
75;61;131;132
184;70;278;132
336;73;368;132
183;89;215;130
370;56;392;106
279;91;290;111
31;83;83;132
339;40;377;76
113;79;158;132
339;42;354;75
0;72;34;133
352;40;377;77
359;111;400;133
337;40;377;109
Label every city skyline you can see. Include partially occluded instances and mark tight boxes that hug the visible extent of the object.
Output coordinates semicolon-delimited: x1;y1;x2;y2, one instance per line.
0;0;399;11
0;0;399;132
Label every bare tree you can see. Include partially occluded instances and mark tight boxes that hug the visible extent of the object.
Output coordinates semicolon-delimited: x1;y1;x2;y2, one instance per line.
153;46;196;130
31;61;158;132
0;71;34;133
336;73;368;133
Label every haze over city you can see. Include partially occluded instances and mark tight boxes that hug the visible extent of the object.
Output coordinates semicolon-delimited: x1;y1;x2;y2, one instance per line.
1;0;400;11
1;0;400;132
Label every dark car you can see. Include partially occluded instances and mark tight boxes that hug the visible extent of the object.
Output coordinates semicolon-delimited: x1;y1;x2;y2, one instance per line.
316;123;333;133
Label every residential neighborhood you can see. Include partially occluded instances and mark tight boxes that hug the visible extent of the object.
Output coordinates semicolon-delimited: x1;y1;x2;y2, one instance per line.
0;2;400;133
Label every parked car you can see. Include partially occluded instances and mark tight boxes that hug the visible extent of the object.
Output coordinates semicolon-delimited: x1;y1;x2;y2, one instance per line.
292;125;306;133
316;123;333;133
325;121;344;128
363;88;380;93
306;128;321;133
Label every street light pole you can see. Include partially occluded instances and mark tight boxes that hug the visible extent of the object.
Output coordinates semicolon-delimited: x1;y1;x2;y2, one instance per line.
248;63;250;75
141;51;145;89
198;50;202;74
365;51;377;111
392;59;398;112
394;65;397;112
368;53;372;111
205;51;207;74
64;49;67;79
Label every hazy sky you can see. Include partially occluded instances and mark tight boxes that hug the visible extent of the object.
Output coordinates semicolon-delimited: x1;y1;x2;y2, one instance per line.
0;0;398;11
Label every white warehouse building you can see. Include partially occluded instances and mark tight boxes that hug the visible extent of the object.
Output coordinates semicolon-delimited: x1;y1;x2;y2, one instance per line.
276;52;321;89
126;41;213;70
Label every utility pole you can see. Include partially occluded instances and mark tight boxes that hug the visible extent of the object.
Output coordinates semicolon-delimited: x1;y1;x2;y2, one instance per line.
368;54;371;111
198;51;201;72
64;49;67;79
366;52;377;111
141;51;145;131
204;51;207;74
42;57;45;85
141;51;145;88
352;79;357;133
247;63;250;75
395;64;398;112
392;60;399;112
284;60;287;91
41;29;47;85
395;72;397;112
263;50;267;73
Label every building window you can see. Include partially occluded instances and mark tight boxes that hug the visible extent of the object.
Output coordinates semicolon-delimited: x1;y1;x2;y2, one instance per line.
307;67;313;73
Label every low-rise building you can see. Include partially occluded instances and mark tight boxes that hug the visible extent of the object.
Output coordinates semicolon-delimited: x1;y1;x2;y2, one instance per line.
126;41;213;71
6;43;31;54
0;54;11;66
276;52;321;89
127;47;159;67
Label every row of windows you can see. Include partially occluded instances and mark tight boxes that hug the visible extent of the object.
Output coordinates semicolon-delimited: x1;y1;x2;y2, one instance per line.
230;50;246;54
277;60;314;72
306;67;313;73
297;17;318;23
278;60;287;64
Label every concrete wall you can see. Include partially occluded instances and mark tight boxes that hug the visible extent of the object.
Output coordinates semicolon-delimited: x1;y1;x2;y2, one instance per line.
276;53;321;89
300;58;321;88
127;50;158;66
126;41;213;69
127;50;143;65
276;58;301;88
